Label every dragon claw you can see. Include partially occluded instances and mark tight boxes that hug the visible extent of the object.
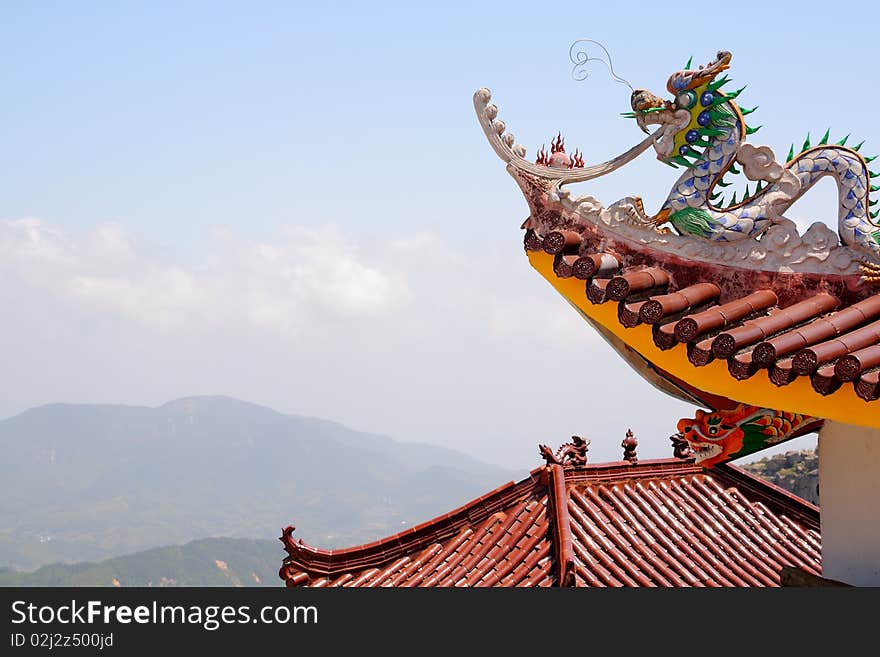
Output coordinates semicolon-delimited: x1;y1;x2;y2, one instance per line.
651;208;672;226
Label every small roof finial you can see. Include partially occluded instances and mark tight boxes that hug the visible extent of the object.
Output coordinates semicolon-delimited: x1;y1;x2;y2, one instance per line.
670;432;693;460
539;435;590;468
622;428;638;463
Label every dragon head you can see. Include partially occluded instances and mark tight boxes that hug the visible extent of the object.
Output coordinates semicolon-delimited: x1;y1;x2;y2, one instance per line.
675;403;810;468
626;51;734;167
676;407;746;468
665;50;732;95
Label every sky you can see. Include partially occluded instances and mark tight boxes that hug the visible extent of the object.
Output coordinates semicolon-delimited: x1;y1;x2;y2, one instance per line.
3;1;873;471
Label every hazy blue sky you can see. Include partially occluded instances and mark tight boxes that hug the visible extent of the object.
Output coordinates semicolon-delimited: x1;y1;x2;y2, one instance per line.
3;2;872;469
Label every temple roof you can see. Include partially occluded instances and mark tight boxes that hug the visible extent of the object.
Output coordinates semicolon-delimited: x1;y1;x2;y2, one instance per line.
279;452;820;587
525;228;880;428
472;85;880;431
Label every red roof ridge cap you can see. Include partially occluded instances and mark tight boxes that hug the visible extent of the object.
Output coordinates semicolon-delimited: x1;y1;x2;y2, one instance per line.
562;457;702;484
547;463;575;586
279;474;544;575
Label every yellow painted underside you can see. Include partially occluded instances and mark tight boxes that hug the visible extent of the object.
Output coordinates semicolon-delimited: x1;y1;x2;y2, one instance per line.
529;250;879;428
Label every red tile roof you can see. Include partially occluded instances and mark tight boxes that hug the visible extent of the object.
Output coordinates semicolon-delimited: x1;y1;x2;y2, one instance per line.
526;228;880;405
279;456;820;587
280;474;555;587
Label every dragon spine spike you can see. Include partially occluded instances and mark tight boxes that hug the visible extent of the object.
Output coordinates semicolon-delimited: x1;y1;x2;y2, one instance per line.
707;75;729;92
802;133;812;150
740;105;758;116
720;85;745;101
745;125;762;135
684;55;692;70
729;190;738;206
865;155;877;163
855;140;865;152
716;178;731;187
837;134;850;146
728;164;741;175
819;128;831;145
787;144;795;161
755;180;763;193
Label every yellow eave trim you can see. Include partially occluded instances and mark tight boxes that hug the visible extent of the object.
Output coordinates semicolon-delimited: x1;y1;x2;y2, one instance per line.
529;250;879;428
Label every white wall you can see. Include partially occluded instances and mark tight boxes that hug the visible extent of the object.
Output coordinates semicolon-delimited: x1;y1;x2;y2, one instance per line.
819;421;880;586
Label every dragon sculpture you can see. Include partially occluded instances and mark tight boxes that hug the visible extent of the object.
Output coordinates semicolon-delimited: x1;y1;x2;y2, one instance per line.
475;48;879;468
626;50;880;261
676;404;815;468
628;51;865;462
539;435;590;467
626;51;869;461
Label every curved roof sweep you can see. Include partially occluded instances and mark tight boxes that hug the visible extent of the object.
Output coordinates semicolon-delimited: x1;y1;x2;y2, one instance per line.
473;64;880;435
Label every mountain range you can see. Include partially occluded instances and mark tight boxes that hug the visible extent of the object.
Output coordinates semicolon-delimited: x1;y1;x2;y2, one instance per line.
0;396;512;572
0;537;280;587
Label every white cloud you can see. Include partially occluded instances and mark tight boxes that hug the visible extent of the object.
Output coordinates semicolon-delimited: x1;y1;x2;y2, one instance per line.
0;217;588;345
0;219;409;334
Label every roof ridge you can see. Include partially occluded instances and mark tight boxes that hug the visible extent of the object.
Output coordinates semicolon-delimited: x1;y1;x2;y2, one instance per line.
280;472;546;576
563;457;702;483
547;464;575;587
711;462;820;530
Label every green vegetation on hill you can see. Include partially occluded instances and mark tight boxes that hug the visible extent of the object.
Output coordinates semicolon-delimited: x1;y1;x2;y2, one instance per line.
740;448;819;506
0;538;281;587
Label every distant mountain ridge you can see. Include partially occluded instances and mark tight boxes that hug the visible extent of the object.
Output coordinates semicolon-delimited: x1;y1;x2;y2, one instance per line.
0;538;280;587
0;396;513;571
